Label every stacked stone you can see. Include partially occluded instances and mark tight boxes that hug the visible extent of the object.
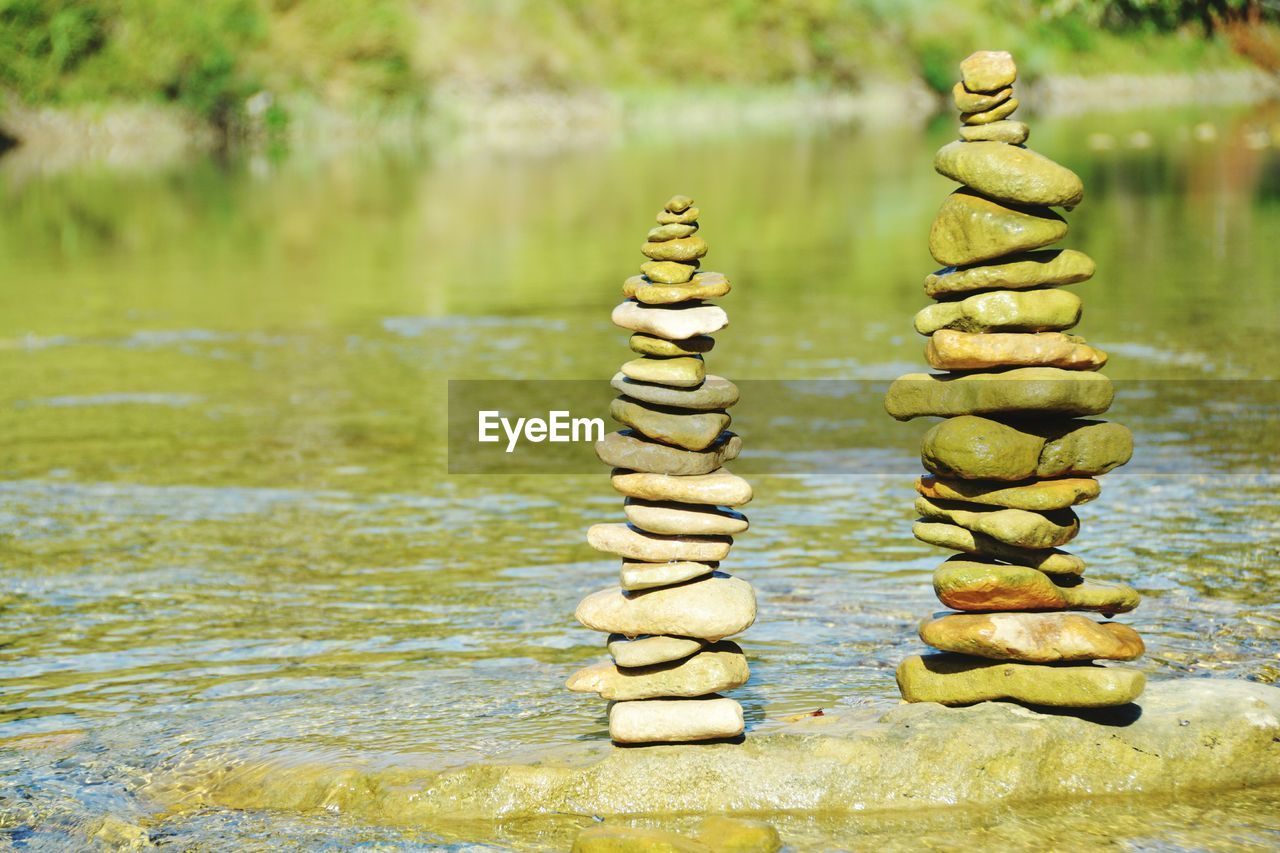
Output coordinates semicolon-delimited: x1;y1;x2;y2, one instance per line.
569;195;756;744
885;52;1146;708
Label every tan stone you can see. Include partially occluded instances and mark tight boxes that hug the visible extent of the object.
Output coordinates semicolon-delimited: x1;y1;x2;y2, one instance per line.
929;188;1067;266
915;475;1100;511
625;499;748;536
926;330;1107;371
884;368;1114;421
587;523;732;563
920;612;1144;662
573;825;712;853
610;397;729;451
567;642;748;700
629;333;715;357
952;82;1011;113
915;496;1079;549
962;97;1019;125
897;653;1145;707
642;236;708;262
596;430;740;476
611;468;753;507
612;373;739;411
925;249;1095;297
576;574;756;641
913;521;1086;575
933;558;1139;614
960;50;1017;93
641;260;699;284
694;816;782;853
609;696;744;743
612;300;728;340
620;560;717;591
608;634;705;667
620;356;705;388
622;271;730;305
959;120;1029;144
914;289;1082;334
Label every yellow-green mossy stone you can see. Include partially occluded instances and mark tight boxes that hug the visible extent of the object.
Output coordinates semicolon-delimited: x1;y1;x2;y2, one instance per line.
643;236;708;262
624;498;748;536
641;260;699;284
657;206;700;225
647;223;698;242
959;119;1029;144
952;82;1012;114
622;272;730;305
933;557;1140;613
919;612;1144;662
695;816;782;853
610;396;729;451
960;50;1018;93
665;194;695;213
1035;420;1133;478
915;474;1100;511
915;495;1079;550
620;355;705;388
567;641;749;700
961;97;1020;125
929;188;1067;266
629;333;715;357
913;521;1086;575
611;468;752;506
576;573;756;641
573;825;712;853
926;329;1106;371
897;653;1145;707
921;415;1043;481
925;249;1095;297
884;368;1114;421
595;430;740;476
935;140;1084;208
914;288;1082;334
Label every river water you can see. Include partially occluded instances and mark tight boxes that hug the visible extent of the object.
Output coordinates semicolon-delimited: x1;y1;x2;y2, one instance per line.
2;102;1279;850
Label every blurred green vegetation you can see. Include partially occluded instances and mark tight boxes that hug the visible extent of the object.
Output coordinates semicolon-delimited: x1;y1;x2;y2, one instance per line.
0;0;1274;133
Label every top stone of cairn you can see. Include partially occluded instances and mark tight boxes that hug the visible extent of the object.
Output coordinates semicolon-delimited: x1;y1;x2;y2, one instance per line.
959;50;1017;93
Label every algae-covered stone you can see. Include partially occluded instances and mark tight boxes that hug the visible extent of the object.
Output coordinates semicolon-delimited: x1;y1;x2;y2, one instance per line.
666;194;695;213
929;189;1067;266
620;560;716;592
935;141;1084;208
608;634;705;667
568;642;749;700
587;522;732;563
920;612;1144;662
914;288;1082;334
630;333;715;357
612;300;728;340
576;574;756;641
612;373;740;411
611;468;753;507
952;82;1012;114
1036;420;1133;478
625;499;748;536
914;521;1086;575
925;249;1095;297
657;207;700;225
960;50;1017;93
916;475;1100;511
623;272;730;305
596;430;740;476
933;558;1139;613
915;496;1079;549
620;355;705;388
897;653;1145;707
695;816;782;853
884;368;1114;421
642;260;699;284
609;696;743;743
926;330;1107;371
643;236;708;262
962;97;1019;125
960;120;1029;144
610;397;729;451
921;415;1043;481
647;223;698;242
573;825;712;853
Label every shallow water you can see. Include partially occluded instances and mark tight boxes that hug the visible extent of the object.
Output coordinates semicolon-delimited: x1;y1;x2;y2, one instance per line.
2;102;1280;849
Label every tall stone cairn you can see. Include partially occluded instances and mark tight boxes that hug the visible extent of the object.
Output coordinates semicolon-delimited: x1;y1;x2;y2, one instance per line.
569;195;755;744
885;51;1146;708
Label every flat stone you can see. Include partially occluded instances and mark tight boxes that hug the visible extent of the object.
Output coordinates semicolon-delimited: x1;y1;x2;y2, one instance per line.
935;141;1084;208
913;521;1086;575
665;194;695;213
622;272;730;305
612;373;739;411
567;641;748;700
647;223;698;242
629;333;715;357
918;416;1130;480
959;120;1029;144
620;356;705;388
933;558;1140;613
575;573;756;641
610;397;729;451
573;825;711;853
897;653;1144;707
915;475;1100;511
608;634;705;667
930;189;1067;267
1036;420;1133;478
962;97;1019;125
642;236;708;262
926;330;1107;371
884;368;1114;421
587;523;732;563
161;681;1280;820
620;560;717;592
596;430;740;475
952;82;1011;113
920;612;1144;662
915;496;1079;549
611;468;752;507
960;50;1017;93
624;499;748;536
610;696;743;744
657;207;700;225
926;249;1095;297
914;288;1082;334
641;260;699;284
612;300;728;340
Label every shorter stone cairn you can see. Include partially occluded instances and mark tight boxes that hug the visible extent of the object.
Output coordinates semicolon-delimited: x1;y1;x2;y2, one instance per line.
570;195;755;744
886;51;1146;708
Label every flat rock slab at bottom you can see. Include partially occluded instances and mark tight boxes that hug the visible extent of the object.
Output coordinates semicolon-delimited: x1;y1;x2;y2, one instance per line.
154;679;1280;820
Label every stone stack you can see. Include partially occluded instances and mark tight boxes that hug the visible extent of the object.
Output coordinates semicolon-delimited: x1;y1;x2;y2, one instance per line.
885;51;1146;708
570;195;755;744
